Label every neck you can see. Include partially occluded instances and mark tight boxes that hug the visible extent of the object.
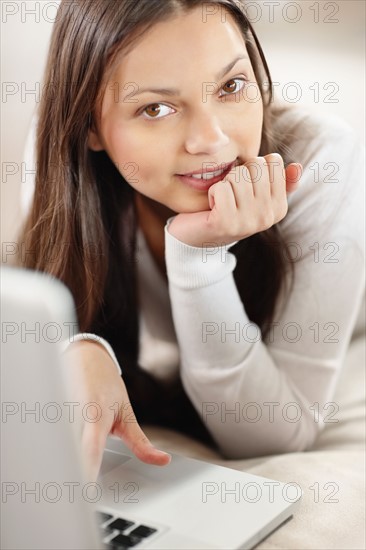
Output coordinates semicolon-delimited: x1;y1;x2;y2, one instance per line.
134;193;176;280
135;193;176;226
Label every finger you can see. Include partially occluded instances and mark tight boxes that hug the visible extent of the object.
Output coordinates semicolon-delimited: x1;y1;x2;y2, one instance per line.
264;153;286;197
167;210;213;247
245;157;270;199
225;164;254;210
114;403;171;466
207;177;237;213
264;154;287;222
285;163;303;193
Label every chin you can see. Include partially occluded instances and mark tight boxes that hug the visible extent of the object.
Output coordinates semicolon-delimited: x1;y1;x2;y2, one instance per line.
176;199;210;214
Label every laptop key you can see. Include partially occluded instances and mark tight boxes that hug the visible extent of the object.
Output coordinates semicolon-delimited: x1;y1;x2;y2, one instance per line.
129;525;157;538
108;533;142;549
102;523;116;534
96;512;113;524
107;518;135;532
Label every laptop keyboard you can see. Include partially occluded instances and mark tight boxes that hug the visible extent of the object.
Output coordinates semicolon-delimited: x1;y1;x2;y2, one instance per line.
96;511;158;549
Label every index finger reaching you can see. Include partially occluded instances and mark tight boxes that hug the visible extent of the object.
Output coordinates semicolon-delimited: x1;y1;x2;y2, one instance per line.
113;402;172;466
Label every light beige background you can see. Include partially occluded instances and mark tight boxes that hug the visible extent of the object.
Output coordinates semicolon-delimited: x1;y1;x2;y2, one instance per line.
1;0;365;246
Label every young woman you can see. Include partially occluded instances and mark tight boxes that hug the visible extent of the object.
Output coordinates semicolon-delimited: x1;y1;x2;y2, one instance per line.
18;0;365;480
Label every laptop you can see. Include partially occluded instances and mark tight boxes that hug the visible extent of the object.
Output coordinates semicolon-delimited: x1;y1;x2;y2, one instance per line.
1;266;301;549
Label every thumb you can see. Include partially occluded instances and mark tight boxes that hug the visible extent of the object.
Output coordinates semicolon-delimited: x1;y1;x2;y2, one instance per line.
208;183;216;210
167;211;211;247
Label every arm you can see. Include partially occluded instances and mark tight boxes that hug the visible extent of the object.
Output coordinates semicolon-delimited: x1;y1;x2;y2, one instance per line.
164;114;365;458
20;114;171;475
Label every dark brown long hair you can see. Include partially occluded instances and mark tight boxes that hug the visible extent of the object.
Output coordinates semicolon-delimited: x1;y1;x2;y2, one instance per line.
16;0;295;446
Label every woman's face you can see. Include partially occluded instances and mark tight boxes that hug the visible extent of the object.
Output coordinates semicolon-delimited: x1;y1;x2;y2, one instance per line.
88;6;263;214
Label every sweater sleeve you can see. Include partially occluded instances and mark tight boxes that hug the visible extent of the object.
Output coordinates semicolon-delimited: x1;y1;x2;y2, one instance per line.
164;111;365;458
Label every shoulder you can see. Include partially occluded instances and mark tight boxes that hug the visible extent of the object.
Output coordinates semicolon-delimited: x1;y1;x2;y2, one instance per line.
272;104;361;165
272;103;358;145
273;105;364;240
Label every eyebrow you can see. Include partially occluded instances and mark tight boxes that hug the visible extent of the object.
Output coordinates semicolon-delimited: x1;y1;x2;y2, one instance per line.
216;55;249;80
123;55;249;99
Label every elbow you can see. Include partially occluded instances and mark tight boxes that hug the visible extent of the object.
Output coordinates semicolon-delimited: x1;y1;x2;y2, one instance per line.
278;425;320;455
213;415;322;460
279;412;324;454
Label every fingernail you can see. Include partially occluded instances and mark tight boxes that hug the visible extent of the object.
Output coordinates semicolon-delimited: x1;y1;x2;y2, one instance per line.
160;451;171;459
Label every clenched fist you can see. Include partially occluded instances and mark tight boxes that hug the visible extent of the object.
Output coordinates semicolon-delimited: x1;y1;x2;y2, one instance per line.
168;154;302;247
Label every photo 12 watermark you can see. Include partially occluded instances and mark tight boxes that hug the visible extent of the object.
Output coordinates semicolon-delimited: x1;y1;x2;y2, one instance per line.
1;400;139;425
2;480;140;504
201;79;340;105
200;239;341;264
201;320;340;344
201;400;339;425
201;479;339;504
1;1;145;25
1;160;139;184
201;2;340;25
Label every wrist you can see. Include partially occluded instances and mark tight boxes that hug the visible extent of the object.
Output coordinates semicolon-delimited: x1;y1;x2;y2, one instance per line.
164;220;238;289
61;333;122;376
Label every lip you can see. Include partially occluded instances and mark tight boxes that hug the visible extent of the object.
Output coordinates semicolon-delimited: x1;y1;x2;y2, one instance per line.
176;159;237;191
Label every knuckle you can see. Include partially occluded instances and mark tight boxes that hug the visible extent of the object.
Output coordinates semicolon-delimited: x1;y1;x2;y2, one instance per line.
244;156;264;170
232;219;241;234
218;223;233;239
131;433;151;454
265;153;283;165
244;220;256;236
259;211;275;229
278;201;289;220
244;156;257;166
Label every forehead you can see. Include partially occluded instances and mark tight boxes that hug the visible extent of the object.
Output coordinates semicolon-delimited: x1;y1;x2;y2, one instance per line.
109;7;247;84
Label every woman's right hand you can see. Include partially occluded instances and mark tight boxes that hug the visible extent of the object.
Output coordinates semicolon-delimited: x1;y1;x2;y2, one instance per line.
63;340;171;481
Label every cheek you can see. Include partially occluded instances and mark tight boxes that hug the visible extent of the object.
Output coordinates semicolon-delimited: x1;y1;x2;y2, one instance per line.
103;127;144;173
108;126;164;165
235;100;263;152
104;127;170;193
249;96;264;131
254;103;264;149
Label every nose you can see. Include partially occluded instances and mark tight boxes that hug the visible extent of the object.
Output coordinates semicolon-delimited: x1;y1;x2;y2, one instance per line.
184;108;230;155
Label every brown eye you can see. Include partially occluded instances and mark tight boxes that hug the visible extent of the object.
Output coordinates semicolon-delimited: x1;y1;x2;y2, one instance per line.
141;103;174;120
220;78;246;98
222;79;238;94
144;104;161;117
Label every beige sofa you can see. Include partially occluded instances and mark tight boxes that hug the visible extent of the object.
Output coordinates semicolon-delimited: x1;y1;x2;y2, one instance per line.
143;329;365;549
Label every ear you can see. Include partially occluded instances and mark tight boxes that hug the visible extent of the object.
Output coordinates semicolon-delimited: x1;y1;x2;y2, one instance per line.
87;128;104;151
